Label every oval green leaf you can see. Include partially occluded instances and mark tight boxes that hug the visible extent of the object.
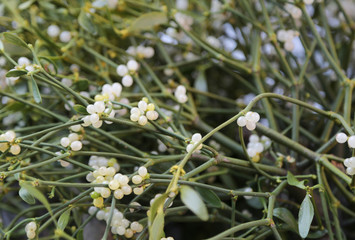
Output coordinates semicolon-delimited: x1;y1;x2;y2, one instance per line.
128;12;167;33
78;10;97;35
180;185;208;221
73;104;88;115
6;70;27;77
19;187;36;205
298;194;314;238
196;187;222;208
20;182;52;215
3;32;30;49
58;208;71;230
273;207;298;233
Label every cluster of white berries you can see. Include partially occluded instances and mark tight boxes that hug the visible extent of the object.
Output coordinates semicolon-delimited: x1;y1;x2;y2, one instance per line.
60;132;83;151
126;45;155;59
335;132;355;175
100;82;122;101
25;221;37;239
285;4;302;19
86;157;133;206
246;134;271;161
130;98;159;125
237;111;260;131
335;132;355;148
276;29;299;51
88;206;143;238
186;133;203;153
0;130;21;155
116;60;139;87
344;157;355;175
132;166;149;195
174;12;193;30
174;85;188;103
82;101;114;128
206;36;222;49
47;24;71;42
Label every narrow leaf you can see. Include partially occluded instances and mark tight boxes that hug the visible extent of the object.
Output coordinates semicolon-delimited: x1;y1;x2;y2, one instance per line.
287;171;306;189
128;12;167;32
58;208;71;230
0;39;4;51
73;104;88;115
3;32;30;49
196;187;222;208
19;187;36;205
298;194;314;238
149;211;164;240
78;10;97;35
273;207;298;233
31;75;42;104
180;185;208;221
6;70;27;77
148;193;168;226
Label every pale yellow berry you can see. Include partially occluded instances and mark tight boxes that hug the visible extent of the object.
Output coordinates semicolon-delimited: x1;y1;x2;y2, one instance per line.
147;103;155;111
93;197;104;208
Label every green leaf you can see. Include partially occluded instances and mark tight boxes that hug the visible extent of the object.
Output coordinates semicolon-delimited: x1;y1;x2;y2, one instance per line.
20;182;52;214
307;229;327;239
273;208;298;233
148;193;168;225
6;70;27;77
18;0;35;10
180;185;208;221
58;208;71;230
19;187;36;205
149;211;165;240
298;194;314;238
196;187;222;208
78;10;97;35
76;229;84;240
3;32;30;49
31;75;42;104
73;104;88;115
287;171;306;189
128;12;167;33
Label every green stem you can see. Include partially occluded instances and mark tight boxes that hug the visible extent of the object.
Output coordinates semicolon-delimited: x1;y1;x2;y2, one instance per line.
206;219;270;240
